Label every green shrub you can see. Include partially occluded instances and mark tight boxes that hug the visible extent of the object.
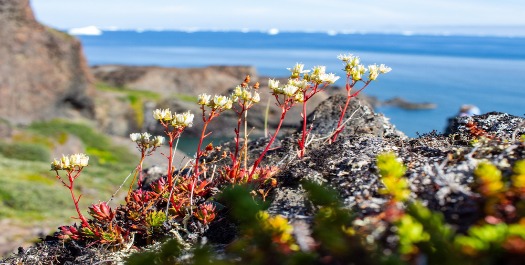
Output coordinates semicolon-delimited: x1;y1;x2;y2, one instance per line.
0;141;50;162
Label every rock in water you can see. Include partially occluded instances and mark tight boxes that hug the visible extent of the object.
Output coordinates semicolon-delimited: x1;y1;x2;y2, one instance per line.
0;0;95;124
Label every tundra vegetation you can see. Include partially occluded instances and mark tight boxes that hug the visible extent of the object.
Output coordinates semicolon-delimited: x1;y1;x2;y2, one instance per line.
3;54;525;265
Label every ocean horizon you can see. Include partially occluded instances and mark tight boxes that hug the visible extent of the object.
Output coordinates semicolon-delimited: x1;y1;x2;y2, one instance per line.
75;30;525;137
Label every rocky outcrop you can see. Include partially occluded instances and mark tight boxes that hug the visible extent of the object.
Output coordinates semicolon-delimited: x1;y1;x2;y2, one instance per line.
3;93;525;263
0;0;95;125
306;94;405;138
91;65;258;96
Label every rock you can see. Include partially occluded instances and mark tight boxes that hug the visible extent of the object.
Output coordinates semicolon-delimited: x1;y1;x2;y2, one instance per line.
0;0;95;125
91;65;258;96
382;97;437;110
307;94;406;138
445;111;525;140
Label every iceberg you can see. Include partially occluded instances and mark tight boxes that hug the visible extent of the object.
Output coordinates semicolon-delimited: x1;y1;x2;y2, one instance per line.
68;26;102;36
267;28;279;35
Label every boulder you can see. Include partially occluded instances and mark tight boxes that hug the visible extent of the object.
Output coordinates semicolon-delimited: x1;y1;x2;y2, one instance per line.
0;0;95;125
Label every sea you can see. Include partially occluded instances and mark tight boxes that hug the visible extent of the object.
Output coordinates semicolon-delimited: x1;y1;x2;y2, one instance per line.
75;30;525;137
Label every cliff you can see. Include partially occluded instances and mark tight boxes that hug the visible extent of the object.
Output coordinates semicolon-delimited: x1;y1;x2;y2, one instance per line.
0;0;95;125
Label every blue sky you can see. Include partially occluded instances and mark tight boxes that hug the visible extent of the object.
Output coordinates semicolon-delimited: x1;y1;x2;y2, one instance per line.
32;0;525;33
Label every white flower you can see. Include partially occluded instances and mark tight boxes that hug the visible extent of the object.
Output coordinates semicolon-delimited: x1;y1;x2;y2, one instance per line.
311;65;326;75
368;64;379;81
140;132;151;142
152;109;172;121
224;98;233;109
351;64;367;81
309;65;327;83
319;73;340;84
281;84;299;96
294;92;305;103
198;94;212;106
337;53;354;62
152;109;162;120
130;133;141;142
268;79;280;91
51;159;62;170
233;86;245;97
213;95;230;108
61;155;71;169
288;79;308;90
379;64;392;74
152;136;165;147
287;63;309;78
350;56;361;67
241;89;252;101
174;111;194;127
70;154;83;167
75;153;89;167
252;91;261;103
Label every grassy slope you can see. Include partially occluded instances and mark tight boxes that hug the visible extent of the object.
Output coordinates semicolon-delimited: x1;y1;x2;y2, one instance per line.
0;119;139;227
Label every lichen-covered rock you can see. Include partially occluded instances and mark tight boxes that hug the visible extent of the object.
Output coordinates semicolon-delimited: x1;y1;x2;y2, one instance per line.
307;94;406;138
446;111;525;140
0;0;95;124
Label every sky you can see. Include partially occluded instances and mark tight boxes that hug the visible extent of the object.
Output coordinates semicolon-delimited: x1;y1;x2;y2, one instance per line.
31;0;525;34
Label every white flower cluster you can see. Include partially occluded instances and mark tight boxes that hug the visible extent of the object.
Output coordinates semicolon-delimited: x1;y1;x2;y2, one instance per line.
231;85;261;104
307;65;340;84
270;63;341;102
338;53;391;81
153;109;194;128
198;94;233;110
268;78;305;102
287;63;310;79
130;132;164;148
51;153;89;171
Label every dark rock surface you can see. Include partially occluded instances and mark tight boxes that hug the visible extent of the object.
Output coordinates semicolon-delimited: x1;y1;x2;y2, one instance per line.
0;0;95;125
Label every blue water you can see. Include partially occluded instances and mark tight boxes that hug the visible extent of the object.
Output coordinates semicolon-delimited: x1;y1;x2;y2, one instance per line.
77;31;525;137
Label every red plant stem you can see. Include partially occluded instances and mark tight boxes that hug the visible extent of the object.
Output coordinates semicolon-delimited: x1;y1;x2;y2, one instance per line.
137;152;146;189
195;108;215;176
248;103;289;182
167;132;175;189
63;169;90;229
331;79;371;143
232;104;246;167
298;83;322;158
299;93;308;158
